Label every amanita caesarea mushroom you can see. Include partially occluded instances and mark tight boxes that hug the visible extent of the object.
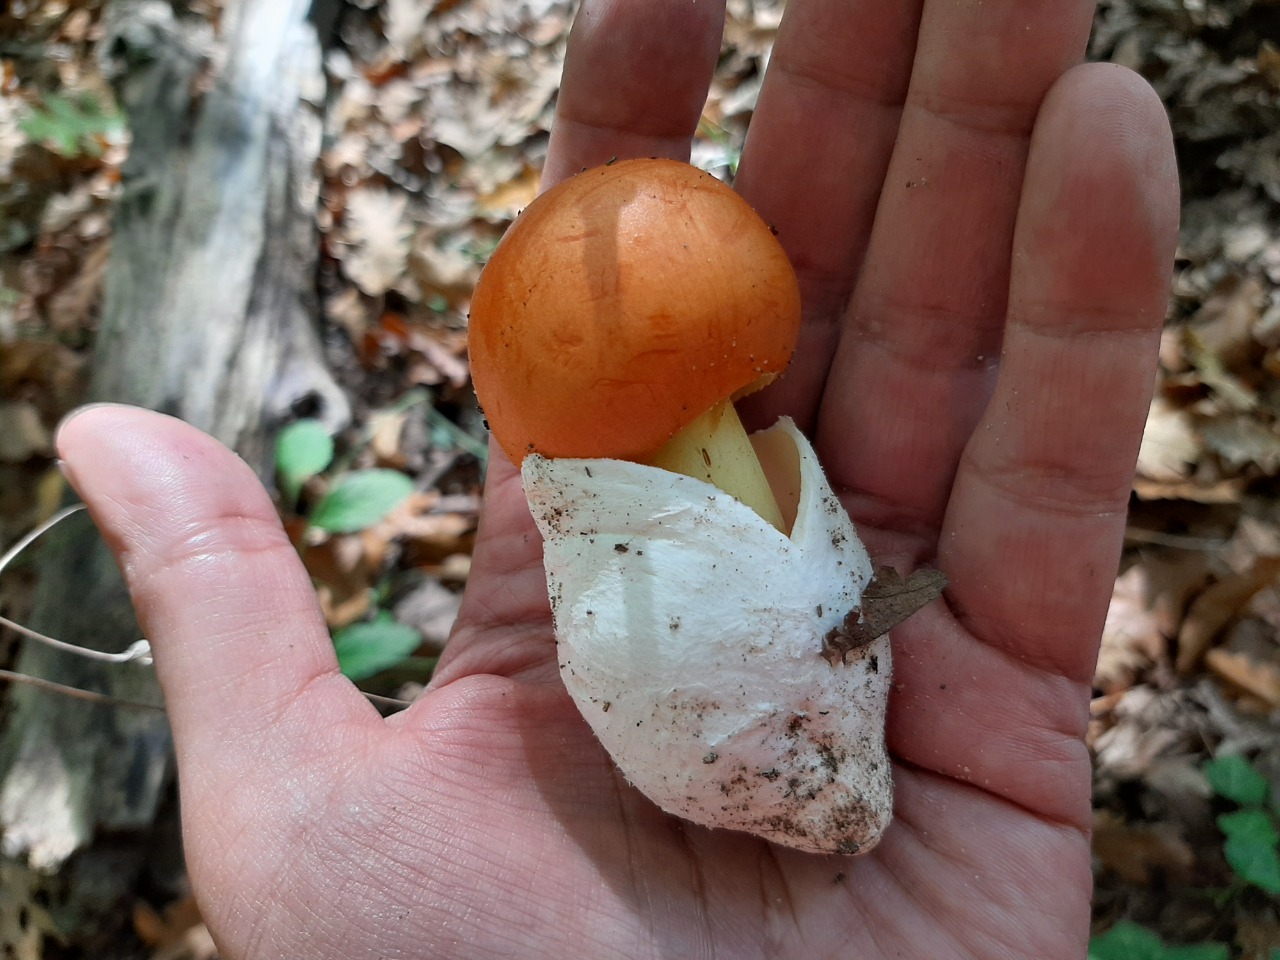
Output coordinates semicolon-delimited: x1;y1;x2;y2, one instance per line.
469;158;893;854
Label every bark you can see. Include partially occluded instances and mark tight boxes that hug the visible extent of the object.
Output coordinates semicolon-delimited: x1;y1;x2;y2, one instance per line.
0;0;345;941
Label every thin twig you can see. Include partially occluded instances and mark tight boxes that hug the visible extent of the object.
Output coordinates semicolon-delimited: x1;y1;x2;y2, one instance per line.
0;504;155;664
1125;527;1229;551
0;501;414;714
0;665;412;714
0;613;154;665
0;504;87;572
363;691;412;712
0;667;165;711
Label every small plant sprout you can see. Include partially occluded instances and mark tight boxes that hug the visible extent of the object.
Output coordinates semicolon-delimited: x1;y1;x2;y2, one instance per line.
468;158;945;854
19;92;124;159
273;419;427;683
275;419;335;507
1203;754;1280;895
274;418;416;534
1088;920;1229;960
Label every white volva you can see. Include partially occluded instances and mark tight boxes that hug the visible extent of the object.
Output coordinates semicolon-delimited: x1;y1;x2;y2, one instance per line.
523;419;892;855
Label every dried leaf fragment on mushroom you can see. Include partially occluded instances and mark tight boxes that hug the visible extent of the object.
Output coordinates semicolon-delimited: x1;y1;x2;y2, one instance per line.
821;566;947;665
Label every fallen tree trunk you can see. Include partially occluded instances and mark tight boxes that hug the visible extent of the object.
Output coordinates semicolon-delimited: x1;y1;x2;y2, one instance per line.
0;0;346;944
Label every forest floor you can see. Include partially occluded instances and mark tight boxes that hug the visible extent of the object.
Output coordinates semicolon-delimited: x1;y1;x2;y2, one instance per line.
2;0;1280;957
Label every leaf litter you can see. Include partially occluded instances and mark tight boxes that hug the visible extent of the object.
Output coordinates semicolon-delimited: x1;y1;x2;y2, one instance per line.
1090;11;1280;946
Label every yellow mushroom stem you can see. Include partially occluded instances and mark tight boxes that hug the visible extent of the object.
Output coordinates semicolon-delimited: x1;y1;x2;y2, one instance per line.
646;399;787;534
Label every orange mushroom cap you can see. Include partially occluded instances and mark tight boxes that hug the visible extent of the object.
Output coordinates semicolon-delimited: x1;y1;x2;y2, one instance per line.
467;158;802;465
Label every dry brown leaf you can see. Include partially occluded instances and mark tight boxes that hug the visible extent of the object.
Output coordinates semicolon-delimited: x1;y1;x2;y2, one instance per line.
0;95;26;186
360;490;476;571
1229;515;1280;567
406;327;470;389
821;566;947;665
383;0;432;62
340;187;413;296
1236;910;1280;959
301;535;373;628
1220;131;1280;204
369;409;409;466
1144;551;1216;639
0;401;51;462
392;576;461;651
1091;686;1184;780
476;163;540;219
1132;475;1246;504
1189;275;1264;367
0;337;87;419
318;582;374;629
424;53;561;161
1259;40;1280;86
410;231;483;293
44;236;108;333
1092;810;1196;886
1177;556;1280;673
377;82;426;148
436;552;471;584
1137;397;1202;483
1096;565;1168;693
1222;223;1271;265
1200;415;1280;473
398;512;476;567
324;286;372;343
1205;647;1280;708
1186;328;1259;411
134;894;217;960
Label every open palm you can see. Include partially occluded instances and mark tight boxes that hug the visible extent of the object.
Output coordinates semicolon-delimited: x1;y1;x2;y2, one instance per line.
57;0;1178;957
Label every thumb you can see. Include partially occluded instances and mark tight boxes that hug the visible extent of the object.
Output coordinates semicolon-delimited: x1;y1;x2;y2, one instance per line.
55;405;375;781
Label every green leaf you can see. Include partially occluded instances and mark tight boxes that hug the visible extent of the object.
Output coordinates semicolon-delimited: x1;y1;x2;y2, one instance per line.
1203;754;1269;807
1218;809;1280;894
19;93;123;158
309;469;414;533
275;420;334;504
1165;945;1230;960
1090;923;1229;960
1089;921;1167;960
332;612;422;681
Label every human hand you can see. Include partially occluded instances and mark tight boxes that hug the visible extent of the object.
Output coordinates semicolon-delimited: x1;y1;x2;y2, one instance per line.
56;0;1178;957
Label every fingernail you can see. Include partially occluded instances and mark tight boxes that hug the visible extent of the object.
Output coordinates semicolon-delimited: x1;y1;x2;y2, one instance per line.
54;402;127;447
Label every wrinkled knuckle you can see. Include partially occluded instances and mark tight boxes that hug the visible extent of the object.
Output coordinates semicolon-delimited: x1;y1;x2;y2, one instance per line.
131;510;294;589
1019;303;1160;339
975;452;1132;518
912;87;1034;138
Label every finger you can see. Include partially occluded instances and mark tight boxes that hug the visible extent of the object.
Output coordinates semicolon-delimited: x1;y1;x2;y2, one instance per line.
541;0;726;187
56;406;374;777
429;447;560;687
734;0;924;432
816;0;1098;530
939;63;1179;680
